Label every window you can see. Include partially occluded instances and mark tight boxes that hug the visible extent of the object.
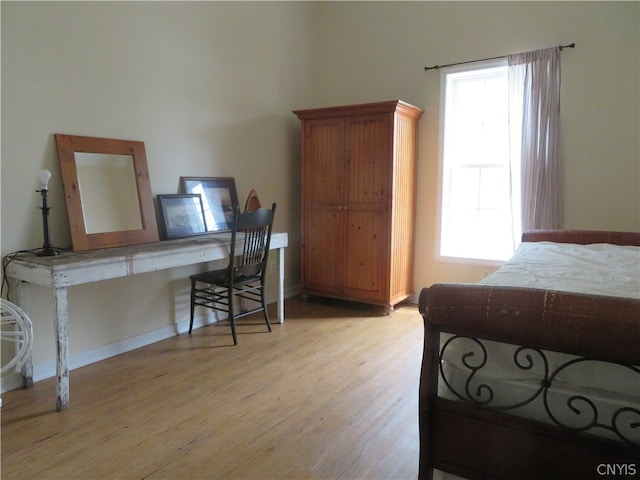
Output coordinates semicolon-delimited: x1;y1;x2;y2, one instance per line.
439;60;520;263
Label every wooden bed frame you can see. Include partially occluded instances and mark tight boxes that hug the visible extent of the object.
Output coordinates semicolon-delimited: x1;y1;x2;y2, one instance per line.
418;230;640;480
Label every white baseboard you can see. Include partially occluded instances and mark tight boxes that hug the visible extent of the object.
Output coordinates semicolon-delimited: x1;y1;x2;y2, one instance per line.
1;286;301;394
1;373;24;393
0;311;221;393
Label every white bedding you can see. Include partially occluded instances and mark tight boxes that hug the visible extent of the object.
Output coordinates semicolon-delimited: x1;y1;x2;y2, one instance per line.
440;241;640;444
479;241;640;299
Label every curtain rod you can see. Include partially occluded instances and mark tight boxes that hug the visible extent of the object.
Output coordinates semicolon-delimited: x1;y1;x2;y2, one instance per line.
424;43;575;71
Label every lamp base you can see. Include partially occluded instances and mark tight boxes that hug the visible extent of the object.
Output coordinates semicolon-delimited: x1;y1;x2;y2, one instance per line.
36;248;59;257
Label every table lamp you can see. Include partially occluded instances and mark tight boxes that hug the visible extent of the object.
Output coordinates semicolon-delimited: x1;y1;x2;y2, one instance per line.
36;169;59;256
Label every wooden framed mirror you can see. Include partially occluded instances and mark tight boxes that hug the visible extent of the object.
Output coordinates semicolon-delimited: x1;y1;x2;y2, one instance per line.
55;134;159;251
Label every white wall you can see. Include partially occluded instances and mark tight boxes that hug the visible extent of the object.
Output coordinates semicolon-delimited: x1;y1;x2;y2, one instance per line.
310;1;639;286
1;1;318;385
2;1;638;386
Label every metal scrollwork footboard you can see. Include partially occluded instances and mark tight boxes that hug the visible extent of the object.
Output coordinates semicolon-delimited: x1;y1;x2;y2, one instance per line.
439;335;640;448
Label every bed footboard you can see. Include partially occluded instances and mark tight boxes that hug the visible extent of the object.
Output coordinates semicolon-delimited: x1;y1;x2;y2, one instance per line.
418;284;640;480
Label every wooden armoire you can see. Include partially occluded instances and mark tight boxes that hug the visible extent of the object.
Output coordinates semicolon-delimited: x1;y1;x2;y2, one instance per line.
293;100;423;312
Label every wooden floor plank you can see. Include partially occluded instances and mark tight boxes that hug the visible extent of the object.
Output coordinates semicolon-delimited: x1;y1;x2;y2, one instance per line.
1;296;422;479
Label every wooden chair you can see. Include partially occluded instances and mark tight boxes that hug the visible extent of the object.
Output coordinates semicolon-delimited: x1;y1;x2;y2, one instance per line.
189;203;276;345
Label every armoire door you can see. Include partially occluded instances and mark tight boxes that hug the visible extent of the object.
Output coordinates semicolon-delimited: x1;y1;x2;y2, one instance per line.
342;114;391;302
301;117;346;295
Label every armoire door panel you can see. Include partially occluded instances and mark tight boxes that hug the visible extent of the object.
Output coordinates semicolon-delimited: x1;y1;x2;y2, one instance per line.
345;115;391;207
303;208;344;295
303;119;345;204
343;210;388;300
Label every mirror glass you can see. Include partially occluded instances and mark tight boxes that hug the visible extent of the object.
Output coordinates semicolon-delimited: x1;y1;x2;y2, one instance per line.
75;152;142;234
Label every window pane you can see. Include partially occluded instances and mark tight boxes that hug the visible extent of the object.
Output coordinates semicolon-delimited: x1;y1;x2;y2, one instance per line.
450;168;479;210
479;167;509;210
440;61;519;262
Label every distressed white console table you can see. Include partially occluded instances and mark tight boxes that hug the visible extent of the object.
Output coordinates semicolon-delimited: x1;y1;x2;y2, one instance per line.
4;232;288;411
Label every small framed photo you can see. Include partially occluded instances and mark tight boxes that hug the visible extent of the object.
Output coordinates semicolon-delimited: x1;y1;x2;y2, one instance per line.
180;177;239;232
157;194;207;239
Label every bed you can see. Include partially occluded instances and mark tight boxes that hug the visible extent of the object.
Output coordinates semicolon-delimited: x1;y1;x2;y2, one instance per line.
418;230;640;480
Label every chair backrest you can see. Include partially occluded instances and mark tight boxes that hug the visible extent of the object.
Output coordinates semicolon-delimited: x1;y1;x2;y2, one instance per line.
228;202;276;279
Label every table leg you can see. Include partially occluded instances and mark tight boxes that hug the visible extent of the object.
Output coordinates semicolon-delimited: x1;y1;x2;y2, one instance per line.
53;287;70;411
8;278;33;388
277;247;285;324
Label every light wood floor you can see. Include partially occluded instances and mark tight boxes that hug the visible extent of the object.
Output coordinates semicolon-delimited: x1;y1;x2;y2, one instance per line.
1;296;423;480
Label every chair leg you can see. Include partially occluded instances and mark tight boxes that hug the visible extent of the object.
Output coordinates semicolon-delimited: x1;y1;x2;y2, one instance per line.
189;280;196;334
229;288;238;346
261;286;272;332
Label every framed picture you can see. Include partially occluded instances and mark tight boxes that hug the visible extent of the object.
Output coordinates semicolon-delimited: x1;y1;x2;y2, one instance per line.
157;194;207;239
180;177;239;232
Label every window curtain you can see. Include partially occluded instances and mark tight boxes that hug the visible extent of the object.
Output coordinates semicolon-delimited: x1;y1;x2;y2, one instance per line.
508;47;562;236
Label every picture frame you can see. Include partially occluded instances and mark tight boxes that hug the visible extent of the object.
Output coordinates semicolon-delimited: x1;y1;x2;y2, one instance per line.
157;194;208;239
180;177;239;233
55;134;159;251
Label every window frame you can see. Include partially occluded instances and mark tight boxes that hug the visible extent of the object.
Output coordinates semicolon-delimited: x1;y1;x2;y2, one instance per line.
436;58;515;266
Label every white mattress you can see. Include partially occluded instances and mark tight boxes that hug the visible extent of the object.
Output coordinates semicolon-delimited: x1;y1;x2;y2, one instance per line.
440;241;640;444
480;241;640;299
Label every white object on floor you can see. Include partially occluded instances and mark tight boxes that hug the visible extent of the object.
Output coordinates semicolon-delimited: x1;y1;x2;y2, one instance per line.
1;298;33;375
